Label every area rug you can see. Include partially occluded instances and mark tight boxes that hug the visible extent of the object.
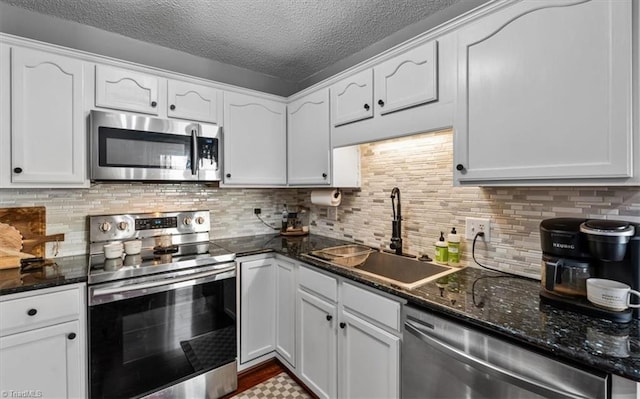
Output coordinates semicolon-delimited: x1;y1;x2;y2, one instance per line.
231;372;312;399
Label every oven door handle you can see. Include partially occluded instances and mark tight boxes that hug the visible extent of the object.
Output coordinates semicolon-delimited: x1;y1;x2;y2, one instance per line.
90;265;235;305
404;320;587;399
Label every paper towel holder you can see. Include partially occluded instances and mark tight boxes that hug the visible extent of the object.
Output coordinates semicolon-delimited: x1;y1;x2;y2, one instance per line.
333;189;341;199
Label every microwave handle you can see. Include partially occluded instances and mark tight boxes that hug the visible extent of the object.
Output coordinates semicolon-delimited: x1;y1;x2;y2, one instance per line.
191;126;199;176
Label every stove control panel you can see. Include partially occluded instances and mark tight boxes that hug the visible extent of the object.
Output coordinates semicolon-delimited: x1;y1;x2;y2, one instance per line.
89;210;211;243
135;217;178;230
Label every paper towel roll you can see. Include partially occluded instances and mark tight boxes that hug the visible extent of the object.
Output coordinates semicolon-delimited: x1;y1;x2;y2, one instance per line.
311;189;342;207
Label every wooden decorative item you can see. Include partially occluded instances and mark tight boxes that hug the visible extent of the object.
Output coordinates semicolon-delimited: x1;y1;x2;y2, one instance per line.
0;207;65;268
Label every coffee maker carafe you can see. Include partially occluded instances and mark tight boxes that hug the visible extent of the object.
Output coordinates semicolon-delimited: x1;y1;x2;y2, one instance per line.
540;219;594;297
539;218;640;323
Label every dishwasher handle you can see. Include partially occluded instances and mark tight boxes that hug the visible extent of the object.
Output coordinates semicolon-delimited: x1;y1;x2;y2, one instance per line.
405;320;588;399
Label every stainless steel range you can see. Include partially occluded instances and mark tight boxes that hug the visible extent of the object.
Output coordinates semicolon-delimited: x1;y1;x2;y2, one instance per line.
87;210;237;399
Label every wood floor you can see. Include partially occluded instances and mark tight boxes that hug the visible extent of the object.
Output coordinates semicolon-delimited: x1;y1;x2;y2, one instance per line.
221;359;317;399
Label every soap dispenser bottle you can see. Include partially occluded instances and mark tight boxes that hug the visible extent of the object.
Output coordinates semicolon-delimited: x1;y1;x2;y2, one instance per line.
434;232;448;265
447;227;461;266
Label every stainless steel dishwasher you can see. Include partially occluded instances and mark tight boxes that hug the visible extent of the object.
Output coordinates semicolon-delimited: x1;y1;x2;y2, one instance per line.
402;305;609;399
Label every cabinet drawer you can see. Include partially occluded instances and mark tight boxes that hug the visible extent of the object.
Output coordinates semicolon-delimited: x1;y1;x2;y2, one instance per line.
342;282;400;332
0;288;80;336
299;265;338;302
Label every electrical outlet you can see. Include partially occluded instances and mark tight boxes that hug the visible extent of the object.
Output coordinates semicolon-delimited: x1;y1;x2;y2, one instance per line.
465;217;491;241
254;208;261;215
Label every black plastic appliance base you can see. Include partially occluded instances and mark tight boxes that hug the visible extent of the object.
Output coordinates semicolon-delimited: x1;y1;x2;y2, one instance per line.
539;290;633;323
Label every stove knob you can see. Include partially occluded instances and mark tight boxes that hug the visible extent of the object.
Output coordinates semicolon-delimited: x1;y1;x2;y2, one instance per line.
117;222;129;231
183;217;193;226
99;221;112;233
195;216;205;225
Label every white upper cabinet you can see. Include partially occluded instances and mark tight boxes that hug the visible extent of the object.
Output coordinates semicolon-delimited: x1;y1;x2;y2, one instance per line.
8;46;86;186
167;79;222;124
454;0;633;184
331;37;451;147
223;91;287;186
331;69;374;127
330;40;439;128
374;40;438;116
288;89;331;185
95;65;160;115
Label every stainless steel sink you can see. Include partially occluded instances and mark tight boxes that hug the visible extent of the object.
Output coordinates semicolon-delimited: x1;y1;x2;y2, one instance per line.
304;247;459;289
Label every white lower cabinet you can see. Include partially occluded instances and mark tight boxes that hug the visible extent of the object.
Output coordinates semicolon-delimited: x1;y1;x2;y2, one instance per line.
239;255;297;370
297;289;338;398
296;264;402;399
275;257;297;367
239;256;276;363
0;321;83;398
338;310;399;399
0;284;86;399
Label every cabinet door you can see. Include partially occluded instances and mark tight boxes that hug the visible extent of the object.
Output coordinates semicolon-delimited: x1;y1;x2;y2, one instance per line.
330;69;373;127
275;258;296;367
95;65;160;115
10;47;85;184
297;289;337;399
167;79;221;124
454;0;632;183
0;320;84;399
240;258;276;363
223;92;287;185
288;89;331;185
374;40;438;116
338;310;400;399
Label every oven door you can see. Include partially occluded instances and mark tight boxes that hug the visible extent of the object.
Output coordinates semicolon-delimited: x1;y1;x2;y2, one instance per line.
88;264;237;399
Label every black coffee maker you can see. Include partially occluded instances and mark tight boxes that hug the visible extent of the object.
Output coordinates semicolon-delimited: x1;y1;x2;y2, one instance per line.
539;218;640;322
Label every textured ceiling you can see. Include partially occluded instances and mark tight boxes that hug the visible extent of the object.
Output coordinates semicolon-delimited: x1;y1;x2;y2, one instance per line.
1;0;463;83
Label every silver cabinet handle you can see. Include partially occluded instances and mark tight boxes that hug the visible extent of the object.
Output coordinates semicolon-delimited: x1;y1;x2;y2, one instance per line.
404;320;587;399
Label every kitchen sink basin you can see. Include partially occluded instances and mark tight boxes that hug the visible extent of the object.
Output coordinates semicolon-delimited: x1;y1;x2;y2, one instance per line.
304;247;459;289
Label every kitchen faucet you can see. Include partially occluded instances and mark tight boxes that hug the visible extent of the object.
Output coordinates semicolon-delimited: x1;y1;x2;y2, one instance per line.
390;187;403;255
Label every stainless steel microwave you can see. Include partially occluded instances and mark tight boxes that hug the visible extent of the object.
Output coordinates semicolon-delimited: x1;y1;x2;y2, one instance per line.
90;110;222;182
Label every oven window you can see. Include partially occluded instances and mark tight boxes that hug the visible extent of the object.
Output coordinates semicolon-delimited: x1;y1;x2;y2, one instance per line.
98;127;191;170
89;278;236;398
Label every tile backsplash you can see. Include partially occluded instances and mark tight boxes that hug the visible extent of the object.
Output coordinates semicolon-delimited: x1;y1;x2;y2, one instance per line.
306;129;640;278
1;128;638;279
0;184;300;256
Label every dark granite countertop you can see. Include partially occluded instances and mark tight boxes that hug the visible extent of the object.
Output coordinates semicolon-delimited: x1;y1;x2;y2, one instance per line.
5;233;639;382
0;255;88;296
213;233;640;382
